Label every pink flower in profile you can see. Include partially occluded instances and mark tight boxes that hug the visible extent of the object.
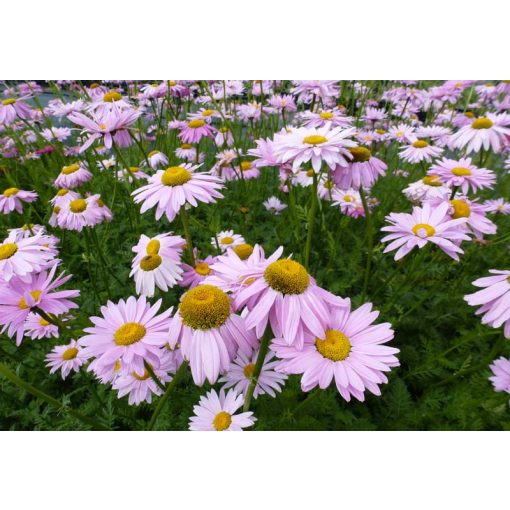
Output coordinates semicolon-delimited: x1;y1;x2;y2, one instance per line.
484;198;510;215
54;162;93;189
331;188;365;218
248;137;279;168
464;270;510;339
450;114;510;153
132;163;224;223
80;296;172;377
0;96;32;124
179;119;216;144
45;339;87;380
188;388;256;431
429;157;496;194
263;196;287;215
399;139;443;164
179;253;217;289
332;146;387;189
167;284;257;385
381;202;471;261
273;299;399;402
0;264;80;346
489;357;510;394
24;311;60;340
0;187;37;214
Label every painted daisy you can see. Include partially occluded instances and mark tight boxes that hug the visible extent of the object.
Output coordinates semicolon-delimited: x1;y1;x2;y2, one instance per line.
0;187;38;214
489;357;510;395
213;230;245;252
54;162;93;189
45;339;88;380
399;139;443;164
332;146;387;189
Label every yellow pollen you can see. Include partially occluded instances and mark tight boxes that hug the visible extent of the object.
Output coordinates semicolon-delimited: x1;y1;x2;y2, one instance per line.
114;360;121;372
179;285;231;330
53;206;61;214
195;262;211;276
202;109;215;116
395;130;404;137
303;134;328;145
133;369;150;381
343;194;354;202
19;290;42;310
233;243;254;260
451;167;472;177
450;199;471;218
188;119;205;128
114;322;147;346
2;98;16;105
220;236;234;245
103;91;122;102
3;187;19;197
264;259;310;295
22;223;33;231
315;329;351;362
99;123;107;130
323;180;334;190
349;146;371;162
306;169;315;177
412;140;429;148
471;117;493;129
62;163;80;175
240;161;252;171
146;239;161;255
180;143;192;149
69;198;87;213
213;411;232;431
465;111;474;118
62;347;79;361
219;127;229;133
320;111;334;119
376;129;386;135
161;166;192;186
243;363;256;378
57;188;69;196
422;175;442;186
412;223;436;237
39;317;50;326
167;81;177;86
148;150;160;157
0;243;18;260
139;254;162;271
90;83;100;89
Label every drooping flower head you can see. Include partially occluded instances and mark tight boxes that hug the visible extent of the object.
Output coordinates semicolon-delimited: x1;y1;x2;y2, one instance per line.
0;187;38;214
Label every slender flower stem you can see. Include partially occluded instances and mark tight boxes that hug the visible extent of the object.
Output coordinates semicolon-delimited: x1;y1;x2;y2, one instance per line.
303;172;319;269
359;187;373;302
144;361;166;392
147;361;189;430
180;207;196;266
243;326;272;412
0;362;109;430
33;307;69;331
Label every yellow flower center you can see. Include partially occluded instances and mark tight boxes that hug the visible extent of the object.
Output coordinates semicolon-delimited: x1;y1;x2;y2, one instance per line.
471;117;493;129
62;163;80;175
133;369;150;381
306;169;315;177
90;83;100;89
148;150;161;158
315;329;351;362
128;166;139;173
213;411;232;431
422;175;442;186
323;180;334;190
202;109;215;116
465;111;474;118
2;98;16;105
451;167;472;177
62;347;79;360
319;111;334;119
412;223;436;237
195;262;211;276
19;290;42;310
103;91;122;102
233;243;254;260
69;198;87;213
39;317;50;326
167;81;177;87
395;130;404;137
450;199;471;218
219;127;229;133
3;187;19;197
240;161;252;171
243;363;256;378
146;239;161;255
139;254;162;271
0;242;18;260
99;123;107;130
376;129;385;135
264;259;310;295
343;194;354;202
53;206;61;214
161;166;192;186
179;285;231;330
57;188;69;196
349;146;371;162
302;134;328;145
114;322;147;346
188;119;205;128
220;236;234;245
412;140;429;148
180;143;192;149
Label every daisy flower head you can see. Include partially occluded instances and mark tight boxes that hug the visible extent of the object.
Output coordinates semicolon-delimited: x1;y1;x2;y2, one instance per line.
80;296;172;376
213;230;245;252
219;349;287;399
331;188;365;218
130;233;185;297
273;299;399;402
188;388;256;431
175;143;198;161
484;198;510;215
300;108;352;129
50;188;81;208
24;311;60;340
179;118;216;144
489;357;510;395
45;339;87;380
56;194;104;231
263;196;287;215
332;146;387;189
0;187;38;214
146;150;169;169
402;175;450;204
0;96;32;125
464;270;510;339
54;162;93;189
168;284;257;385
118;165;149;183
132;163;224;223
388;123;415;143
381;202;471;261
179;253;217;289
450;113;510;154
273;123;357;173
429;157;496;194
399;138;443;164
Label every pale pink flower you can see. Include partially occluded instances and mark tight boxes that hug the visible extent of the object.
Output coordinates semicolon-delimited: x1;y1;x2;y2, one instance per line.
399;139;443;164
54;162;93;189
332;146;387;189
179;119;216;144
489;357;510;394
263;196;287;215
45;339;87;380
24;311;60;340
179;253;217;289
0;187;37;214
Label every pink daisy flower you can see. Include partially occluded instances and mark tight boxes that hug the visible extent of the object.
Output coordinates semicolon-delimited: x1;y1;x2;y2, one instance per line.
132;163;224;223
167;284;257;385
219;348;287;399
399;139;443;164
489;357;510;394
54;162;93;189
464;270;510;339
179;253;217;289
213;230;245;252
273;300;399;402
45;339;88;380
0;96;32;124
80;296;172;375
56;194;104;231
301;108;352;129
263;196;287;215
332;146;387;189
188;388;256;431
429;157;496;194
381;202;471;261
179;119;216;144
24;311;60;340
388;123;415;143
450;114;510;153
402;176;450;204
145;150;169;169
484;199;510;215
0;187;38;214
50;188;81;208
331;188;365;218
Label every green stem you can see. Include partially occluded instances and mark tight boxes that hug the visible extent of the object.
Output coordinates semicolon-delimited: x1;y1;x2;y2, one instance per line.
33;307;69;331
180;207;196;266
303;172;319;269
359;187;373;301
144;361;166;392
0;362;109;430
243;326;272;412
147;361;189;430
